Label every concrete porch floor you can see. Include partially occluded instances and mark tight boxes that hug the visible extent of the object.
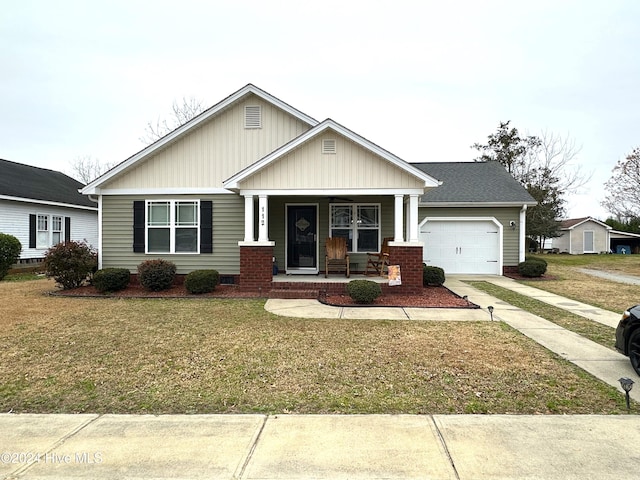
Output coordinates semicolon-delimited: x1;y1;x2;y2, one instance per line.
271;273;387;284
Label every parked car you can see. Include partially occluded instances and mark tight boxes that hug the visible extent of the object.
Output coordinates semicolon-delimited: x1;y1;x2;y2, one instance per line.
615;305;640;376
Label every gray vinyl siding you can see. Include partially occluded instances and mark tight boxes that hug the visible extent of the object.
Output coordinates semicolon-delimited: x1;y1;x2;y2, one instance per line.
101;194;243;274
419;207;522;266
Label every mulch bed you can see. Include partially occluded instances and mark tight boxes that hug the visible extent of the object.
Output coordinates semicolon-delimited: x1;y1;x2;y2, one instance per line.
54;284;476;308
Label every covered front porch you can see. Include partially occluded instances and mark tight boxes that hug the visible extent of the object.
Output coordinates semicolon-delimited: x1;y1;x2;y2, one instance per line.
237;192;427;294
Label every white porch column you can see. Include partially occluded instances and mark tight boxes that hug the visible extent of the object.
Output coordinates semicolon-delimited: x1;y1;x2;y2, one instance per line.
408;194;419;242
394;194;404;242
244;195;254;242
258;195;269;242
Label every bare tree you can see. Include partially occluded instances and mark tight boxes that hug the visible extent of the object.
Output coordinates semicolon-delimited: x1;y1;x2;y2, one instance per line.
140;96;205;145
68;155;115;184
602;147;640;219
525;131;591;195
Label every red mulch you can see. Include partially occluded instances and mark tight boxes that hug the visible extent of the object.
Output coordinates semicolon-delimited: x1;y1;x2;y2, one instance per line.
54;284;477;308
322;286;477;308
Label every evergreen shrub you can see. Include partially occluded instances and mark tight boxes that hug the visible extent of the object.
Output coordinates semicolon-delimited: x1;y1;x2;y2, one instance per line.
518;260;547;277
0;233;22;280
185;269;219;294
423;265;445;286
346;279;382;304
137;259;176;291
93;268;130;292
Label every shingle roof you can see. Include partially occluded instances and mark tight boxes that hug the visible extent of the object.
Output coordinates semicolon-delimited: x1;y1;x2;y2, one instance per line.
0;159;96;208
414;161;537;205
560;217;610;230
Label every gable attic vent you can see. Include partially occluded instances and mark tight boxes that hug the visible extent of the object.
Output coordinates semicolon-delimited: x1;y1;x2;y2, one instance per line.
244;105;262;129
322;139;336;154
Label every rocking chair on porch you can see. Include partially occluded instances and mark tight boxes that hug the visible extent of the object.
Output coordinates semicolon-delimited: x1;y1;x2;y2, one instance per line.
325;237;350;278
365;237;393;276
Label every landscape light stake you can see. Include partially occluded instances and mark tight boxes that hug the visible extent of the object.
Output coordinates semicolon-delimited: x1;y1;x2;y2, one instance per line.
488;305;494;321
619;377;634;410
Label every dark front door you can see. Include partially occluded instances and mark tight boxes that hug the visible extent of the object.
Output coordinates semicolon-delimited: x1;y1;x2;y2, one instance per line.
286;205;317;272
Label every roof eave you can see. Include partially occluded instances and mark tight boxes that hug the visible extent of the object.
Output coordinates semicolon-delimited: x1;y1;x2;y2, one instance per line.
420;201;538;208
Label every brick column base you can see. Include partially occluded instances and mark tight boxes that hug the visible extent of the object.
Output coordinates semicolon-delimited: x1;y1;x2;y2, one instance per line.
387;244;423;294
239;245;273;292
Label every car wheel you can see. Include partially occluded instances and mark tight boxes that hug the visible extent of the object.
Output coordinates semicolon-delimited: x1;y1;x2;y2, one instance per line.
629;329;640;376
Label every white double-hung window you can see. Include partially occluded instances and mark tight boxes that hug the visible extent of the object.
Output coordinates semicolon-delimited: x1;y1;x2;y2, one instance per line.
36;214;63;248
146;200;199;253
329;204;380;252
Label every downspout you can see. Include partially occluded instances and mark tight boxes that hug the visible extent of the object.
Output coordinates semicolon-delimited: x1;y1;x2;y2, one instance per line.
519;205;527;262
87;194;102;269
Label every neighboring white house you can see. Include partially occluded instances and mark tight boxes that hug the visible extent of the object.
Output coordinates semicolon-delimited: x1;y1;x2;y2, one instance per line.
554;217;611;254
0;159;98;263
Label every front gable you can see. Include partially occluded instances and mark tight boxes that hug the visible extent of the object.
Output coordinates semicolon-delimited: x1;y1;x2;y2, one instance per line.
224;120;439;193
234;130;428;191
101;94;313;192
82;84;317;195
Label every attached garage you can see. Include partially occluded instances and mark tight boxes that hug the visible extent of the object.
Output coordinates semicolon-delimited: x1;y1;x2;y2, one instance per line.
420;218;502;275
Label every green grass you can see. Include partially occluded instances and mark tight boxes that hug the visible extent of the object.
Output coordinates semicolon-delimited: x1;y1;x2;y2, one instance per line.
467;281;616;350
2;272;44;282
0;279;632;415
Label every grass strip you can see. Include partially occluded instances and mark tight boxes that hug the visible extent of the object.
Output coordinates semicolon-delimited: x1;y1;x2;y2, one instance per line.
466;281;617;350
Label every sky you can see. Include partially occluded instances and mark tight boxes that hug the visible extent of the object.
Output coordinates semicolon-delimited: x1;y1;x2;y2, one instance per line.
2;0;639;220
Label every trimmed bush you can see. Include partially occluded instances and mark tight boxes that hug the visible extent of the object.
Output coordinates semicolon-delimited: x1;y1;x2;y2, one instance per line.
185;269;219;294
44;241;97;289
93;268;130;293
518;260;547;278
0;233;22;280
346;279;382;304
525;256;548;269
423;264;445;286
137;259;176;291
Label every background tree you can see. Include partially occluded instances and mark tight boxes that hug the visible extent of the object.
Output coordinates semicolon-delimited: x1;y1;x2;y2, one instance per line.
471;121;541;174
604;216;640;234
472;121;586;249
602;147;640;219
68;155;115;184
140;96;205;144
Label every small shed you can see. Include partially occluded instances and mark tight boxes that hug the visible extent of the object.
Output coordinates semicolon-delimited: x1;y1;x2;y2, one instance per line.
554;217;611;254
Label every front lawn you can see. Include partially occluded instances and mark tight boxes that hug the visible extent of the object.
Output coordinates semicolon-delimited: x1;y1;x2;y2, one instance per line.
523;254;639;313
0;279;629;414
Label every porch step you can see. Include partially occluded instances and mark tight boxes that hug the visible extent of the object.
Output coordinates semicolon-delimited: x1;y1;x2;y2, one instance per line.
268;289;320;299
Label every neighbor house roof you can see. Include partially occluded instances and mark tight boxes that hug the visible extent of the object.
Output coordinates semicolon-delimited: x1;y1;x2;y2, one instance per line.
0;158;97;209
82;84;319;195
560;217;611;230
415;161;537;206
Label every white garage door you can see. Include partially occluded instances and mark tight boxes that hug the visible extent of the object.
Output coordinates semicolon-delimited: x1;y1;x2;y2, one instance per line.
420;220;501;275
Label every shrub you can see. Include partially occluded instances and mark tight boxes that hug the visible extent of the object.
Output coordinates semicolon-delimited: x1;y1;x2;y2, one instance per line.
518;260;547;278
423;264;445;286
93;268;130;293
185;269;219;294
0;233;22;280
44;241;97;289
525;256;548;269
346;279;382;304
137;259;176;291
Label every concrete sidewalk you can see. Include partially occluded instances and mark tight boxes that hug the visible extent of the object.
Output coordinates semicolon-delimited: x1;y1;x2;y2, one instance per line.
2;413;639;479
